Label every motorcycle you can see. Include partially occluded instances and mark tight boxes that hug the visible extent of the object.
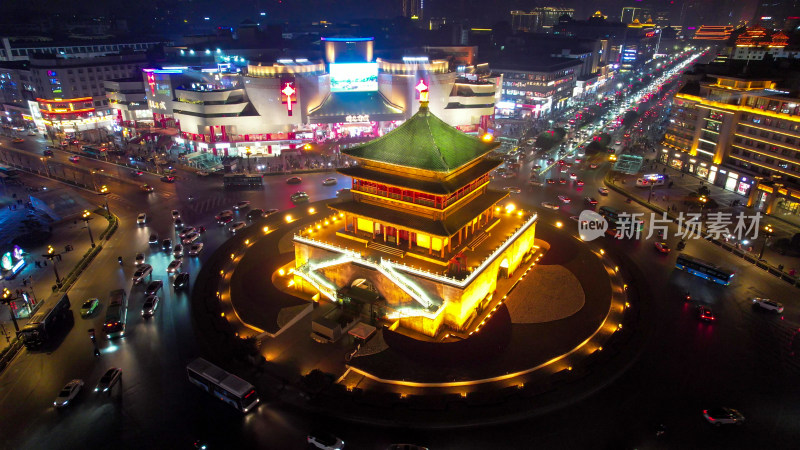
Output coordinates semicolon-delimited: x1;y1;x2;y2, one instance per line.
118;256;123;265
677;240;686;250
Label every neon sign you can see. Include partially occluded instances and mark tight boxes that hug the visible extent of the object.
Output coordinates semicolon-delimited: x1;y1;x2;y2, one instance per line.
281;80;296;116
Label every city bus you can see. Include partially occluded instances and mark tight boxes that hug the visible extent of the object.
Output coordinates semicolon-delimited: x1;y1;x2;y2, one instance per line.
186;357;260;413
223;173;263;189
18;294;72;349
675;253;735;286
103;289;128;338
81;145;107;159
0;163;19;178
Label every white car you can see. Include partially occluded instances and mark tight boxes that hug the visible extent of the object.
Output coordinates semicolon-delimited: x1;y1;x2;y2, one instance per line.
322;177;338;186
167;259;182;274
188;243;204;256
54;379;84;408
182;232;200;244
752;298;784;313
179;227;196;239
228;221;246;233
541;202;559;210
171;210;181;219
137;213;147;225
598;187;610;195
503;186;521;194
173;244;183;258
234;201;250;210
307;432;345;450
557;195;571;204
134;253;145;265
703;407;745;426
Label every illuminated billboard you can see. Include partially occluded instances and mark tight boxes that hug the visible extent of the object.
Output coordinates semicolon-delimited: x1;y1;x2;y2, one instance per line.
329;63;378;92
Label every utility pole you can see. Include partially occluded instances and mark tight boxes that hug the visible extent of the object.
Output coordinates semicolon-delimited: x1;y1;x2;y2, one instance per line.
42;245;62;287
82;210;95;248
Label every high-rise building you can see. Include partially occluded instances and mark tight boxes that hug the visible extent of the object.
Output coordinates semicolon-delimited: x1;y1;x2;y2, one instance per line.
661;73;800;221
511;7;575;33
753;0;800;30
621;7;652;24
403;0;423;20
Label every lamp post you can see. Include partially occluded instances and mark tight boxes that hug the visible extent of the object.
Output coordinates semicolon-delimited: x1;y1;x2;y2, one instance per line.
759;224;774;260
245;148;251;173
43;245;62;287
82;210;95;248
90;169;98;191
1;287;20;332
98;185;111;215
40;157;51;177
698;195;707;215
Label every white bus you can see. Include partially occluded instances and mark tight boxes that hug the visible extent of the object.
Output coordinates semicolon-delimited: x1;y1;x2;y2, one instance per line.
186;358;259;413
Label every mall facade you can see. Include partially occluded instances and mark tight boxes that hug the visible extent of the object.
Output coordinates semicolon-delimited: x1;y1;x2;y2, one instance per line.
661;73;800;222
130;37;500;158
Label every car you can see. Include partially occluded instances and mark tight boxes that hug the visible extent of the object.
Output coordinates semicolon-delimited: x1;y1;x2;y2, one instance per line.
615;141;622;145
182;232;200;244
160;176;175;183
142;295;159;317
569;215;580;222
557;195;571;204
291;191;309;203
80;298;100;317
130;170;144;177
228;221;246;233
68;155;80;162
503;186;521;194
703;407;744;426
95;368;122;393
174;218;184;229
752;298;784;314
173;272;190;290
197;171;209;176
286;176;302;184
54;379;84;408
161;239;172;251
546;178;555;184
232;201;251;211
132;264;153;284
546;158;555;164
171;210;181;219
558;178;567;184
598;187;609;195
264;208;279;216
307;432;345;450
43;149;54;157
584;197;598;205
188;243;204;256
559;166;568;173
12;137;24;143
654;241;671;253
576;180;584;186
137;213;147;225
569;173;578;180
246;209;265;221
529;180;543;187
532;164;542;170
215;210;234;221
145;280;163;296
173;244;183;258
134;253;146;265
697;306;715;322
336;188;351;197
196;226;206;234
167;259;182;274
179;227;196;239
217;215;234;225
148;233;159;245
140;184;154;193
541;202;559;210
322;177;337;186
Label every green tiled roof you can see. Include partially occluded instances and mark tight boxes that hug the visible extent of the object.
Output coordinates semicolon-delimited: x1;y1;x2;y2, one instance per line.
342;107;500;172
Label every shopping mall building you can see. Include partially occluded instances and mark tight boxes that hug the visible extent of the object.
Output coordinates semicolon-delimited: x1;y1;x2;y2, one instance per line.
130;37;500;158
661;73;800;223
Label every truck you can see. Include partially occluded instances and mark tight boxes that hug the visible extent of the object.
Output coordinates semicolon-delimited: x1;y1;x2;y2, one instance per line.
18;294;72;349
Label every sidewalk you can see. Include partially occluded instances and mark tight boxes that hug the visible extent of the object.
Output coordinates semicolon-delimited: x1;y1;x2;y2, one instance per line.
0;184;107;352
608;159;800;275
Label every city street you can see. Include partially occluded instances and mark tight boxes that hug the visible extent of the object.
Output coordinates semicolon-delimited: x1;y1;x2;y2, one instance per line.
1;49;800;450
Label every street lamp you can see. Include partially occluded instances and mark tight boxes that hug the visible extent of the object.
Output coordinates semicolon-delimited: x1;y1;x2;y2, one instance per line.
40;157;51;177
90;169;98;191
759;224;774;260
1;287;20;332
98;185;111;215
245;148;252;173
43;245;63;287
82;210;95;248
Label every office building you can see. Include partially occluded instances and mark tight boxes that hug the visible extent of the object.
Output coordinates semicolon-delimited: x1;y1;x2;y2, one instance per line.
511;8;575;33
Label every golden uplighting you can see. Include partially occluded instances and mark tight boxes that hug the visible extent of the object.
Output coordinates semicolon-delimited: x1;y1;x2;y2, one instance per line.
316;224;322;230
600;249;605;255
285;214;293;222
219;270;224;275
504;203;516;213
339;212;344;218
279;268;285;276
288;280;295;287
555;221;563;228
309;207;316;214
481;133;493;142
220;312;225;317
263;226;270;233
244;239;250;245
494;206;501;213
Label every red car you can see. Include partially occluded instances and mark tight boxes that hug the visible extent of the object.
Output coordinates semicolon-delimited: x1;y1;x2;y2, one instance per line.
576;180;584;186
698;306;715;322
655;242;670;253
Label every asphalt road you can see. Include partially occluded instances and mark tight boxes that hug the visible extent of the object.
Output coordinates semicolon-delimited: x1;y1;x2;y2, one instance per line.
2;49;800;450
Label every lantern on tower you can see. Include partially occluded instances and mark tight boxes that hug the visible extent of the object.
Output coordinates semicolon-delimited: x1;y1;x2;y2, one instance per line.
281;78;297;116
415;79;429;107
